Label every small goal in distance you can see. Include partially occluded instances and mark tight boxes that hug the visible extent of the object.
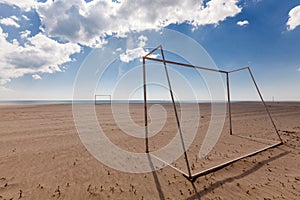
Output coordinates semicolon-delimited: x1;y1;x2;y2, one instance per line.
94;94;112;104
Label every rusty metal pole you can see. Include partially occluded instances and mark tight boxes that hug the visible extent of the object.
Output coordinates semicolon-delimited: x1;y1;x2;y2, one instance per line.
226;72;233;135
247;67;283;143
143;58;149;153
160;46;192;178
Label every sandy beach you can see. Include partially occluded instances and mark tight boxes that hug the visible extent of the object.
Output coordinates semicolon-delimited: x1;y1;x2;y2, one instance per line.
0;102;299;199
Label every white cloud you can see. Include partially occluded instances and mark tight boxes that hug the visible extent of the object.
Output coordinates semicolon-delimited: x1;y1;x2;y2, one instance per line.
0;0;36;11
0;0;243;84
119;35;159;63
35;0;242;47
0;27;81;84
10;15;19;21
32;74;42;80
20;30;31;39
120;35;148;63
22;15;30;21
298;68;300;71
138;35;148;48
119;47;147;63
118;35;159;79
287;5;300;31
0;0;243;48
237;20;249;26
0;17;20;28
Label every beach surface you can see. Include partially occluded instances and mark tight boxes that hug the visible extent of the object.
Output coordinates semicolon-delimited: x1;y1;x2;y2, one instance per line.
0;102;299;199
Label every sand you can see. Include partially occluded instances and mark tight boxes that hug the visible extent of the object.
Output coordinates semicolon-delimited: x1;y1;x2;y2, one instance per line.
0;102;299;199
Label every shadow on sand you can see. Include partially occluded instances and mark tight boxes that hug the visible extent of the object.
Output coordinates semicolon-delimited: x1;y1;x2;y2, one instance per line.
186;150;289;200
147;154;165;200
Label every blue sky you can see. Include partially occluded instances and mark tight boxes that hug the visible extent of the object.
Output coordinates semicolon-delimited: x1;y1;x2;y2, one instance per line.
0;0;300;101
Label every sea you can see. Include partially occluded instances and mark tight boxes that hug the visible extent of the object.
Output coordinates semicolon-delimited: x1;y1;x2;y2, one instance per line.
0;100;223;105
0;100;268;105
0;100;177;105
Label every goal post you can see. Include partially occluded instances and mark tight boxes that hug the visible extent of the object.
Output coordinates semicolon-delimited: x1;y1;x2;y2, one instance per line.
142;45;283;182
94;94;112;105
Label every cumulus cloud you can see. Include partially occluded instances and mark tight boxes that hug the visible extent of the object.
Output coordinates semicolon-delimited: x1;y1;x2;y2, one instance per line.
32;74;42;80
287;5;300;31
0;27;81;84
35;0;242;47
0;16;20;28
118;36;148;77
119;35;159;63
237;20;249;26
120;35;148;63
0;0;36;11
119;48;147;63
0;0;243;85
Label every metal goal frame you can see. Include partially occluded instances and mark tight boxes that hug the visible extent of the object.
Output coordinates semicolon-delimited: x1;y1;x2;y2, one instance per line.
94;94;112;105
143;45;283;182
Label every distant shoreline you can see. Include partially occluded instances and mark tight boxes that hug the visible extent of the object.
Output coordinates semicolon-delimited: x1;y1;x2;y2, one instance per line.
0;100;299;105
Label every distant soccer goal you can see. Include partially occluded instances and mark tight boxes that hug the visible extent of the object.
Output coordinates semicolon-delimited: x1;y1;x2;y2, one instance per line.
94;94;112;104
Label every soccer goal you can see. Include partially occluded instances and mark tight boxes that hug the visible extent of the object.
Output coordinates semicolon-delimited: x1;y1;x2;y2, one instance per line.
94;94;112;105
142;45;283;182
